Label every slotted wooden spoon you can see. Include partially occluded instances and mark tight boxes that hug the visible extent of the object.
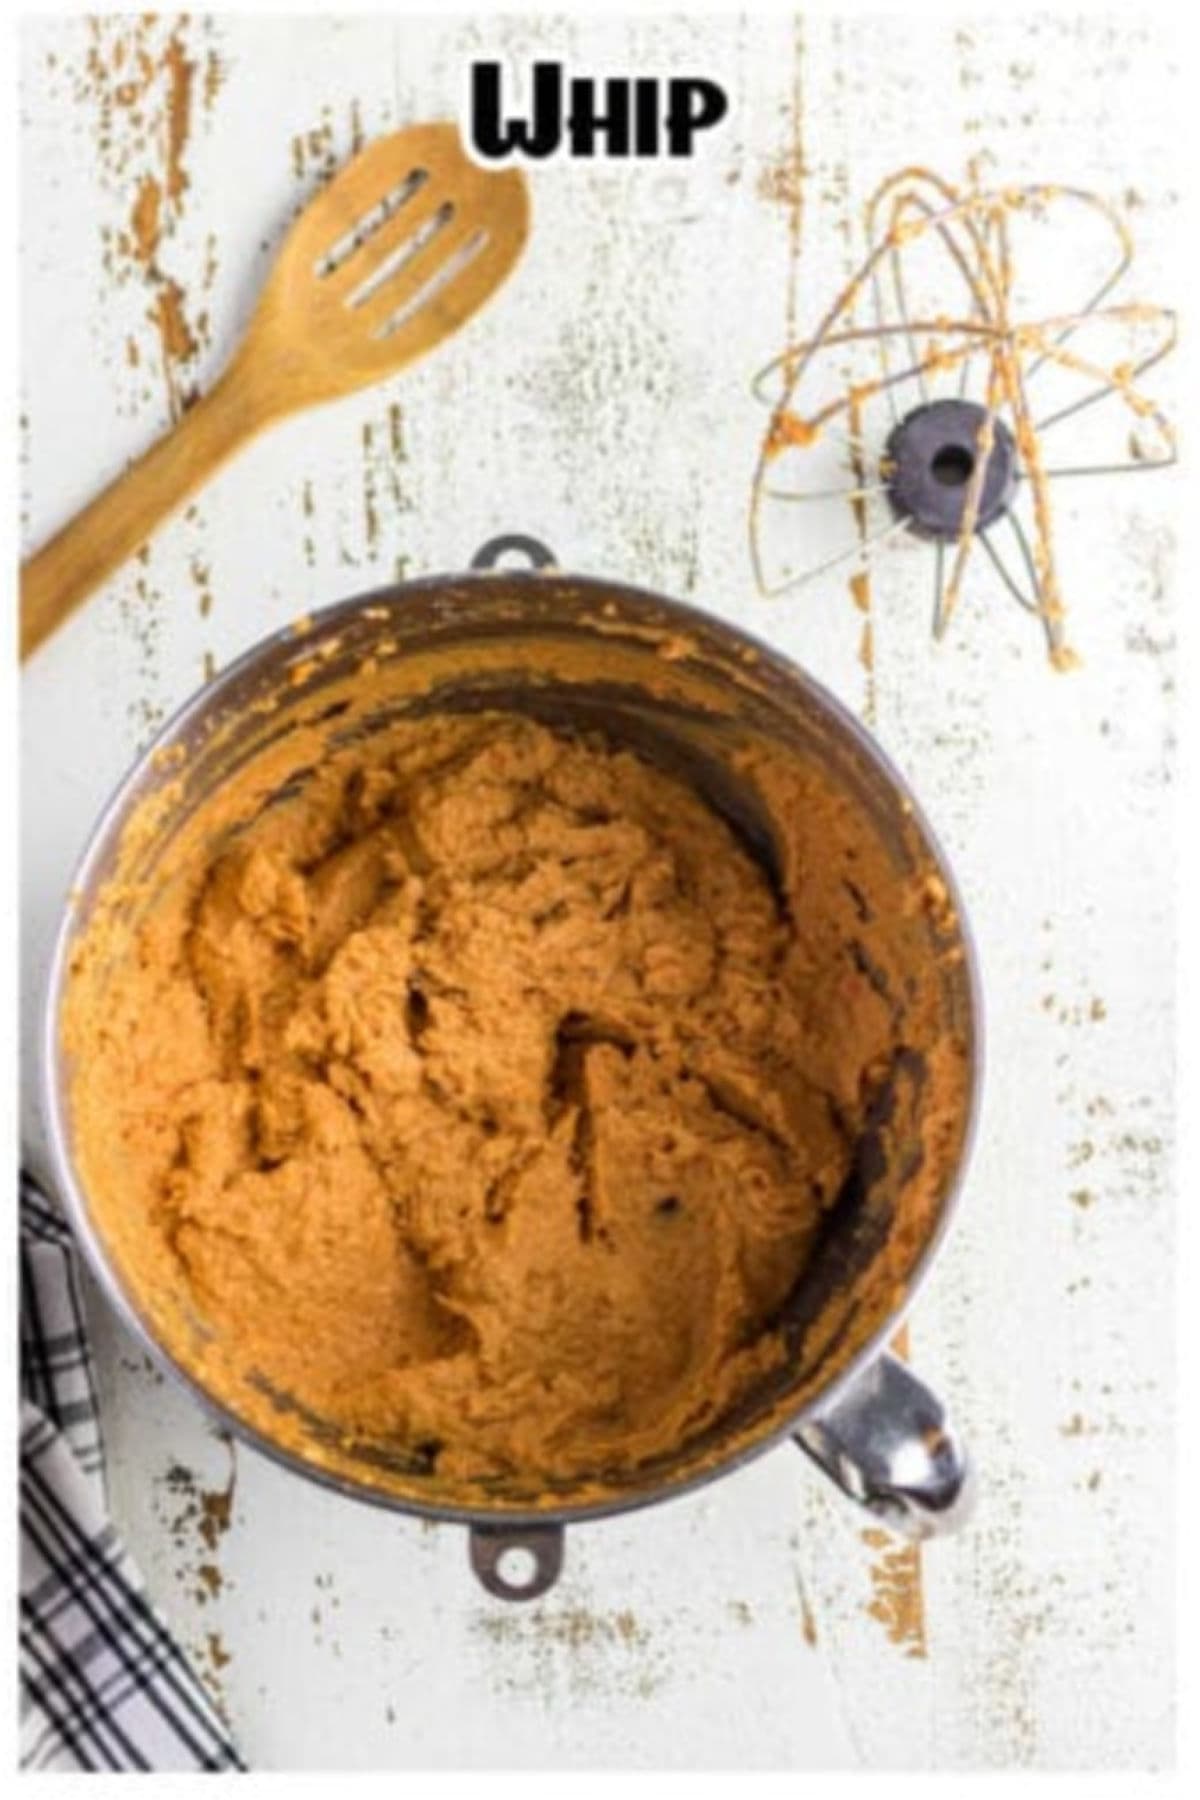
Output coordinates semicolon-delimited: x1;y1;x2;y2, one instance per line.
20;122;529;660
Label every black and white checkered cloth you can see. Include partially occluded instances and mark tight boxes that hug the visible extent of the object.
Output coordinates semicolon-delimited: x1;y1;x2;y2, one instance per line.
19;1171;245;1771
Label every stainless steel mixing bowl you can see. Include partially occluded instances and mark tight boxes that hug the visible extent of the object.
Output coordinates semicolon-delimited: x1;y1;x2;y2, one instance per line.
43;534;982;1601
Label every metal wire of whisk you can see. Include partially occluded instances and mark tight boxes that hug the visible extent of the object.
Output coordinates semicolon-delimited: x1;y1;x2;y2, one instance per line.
749;164;1176;668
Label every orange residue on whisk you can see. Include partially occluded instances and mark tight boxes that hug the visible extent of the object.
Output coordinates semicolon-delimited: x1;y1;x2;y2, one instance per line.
764;410;821;459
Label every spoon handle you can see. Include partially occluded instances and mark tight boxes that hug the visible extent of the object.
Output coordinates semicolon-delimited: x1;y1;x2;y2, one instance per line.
20;364;264;662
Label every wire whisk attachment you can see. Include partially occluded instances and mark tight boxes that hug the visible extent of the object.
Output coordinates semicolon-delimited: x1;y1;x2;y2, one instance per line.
750;164;1176;669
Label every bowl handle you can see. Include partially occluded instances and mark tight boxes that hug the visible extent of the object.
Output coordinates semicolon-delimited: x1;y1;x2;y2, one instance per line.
468;1522;565;1601
470;533;558;572
793;1351;974;1539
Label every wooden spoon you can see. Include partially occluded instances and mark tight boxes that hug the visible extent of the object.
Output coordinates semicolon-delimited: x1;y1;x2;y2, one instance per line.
20;122;529;661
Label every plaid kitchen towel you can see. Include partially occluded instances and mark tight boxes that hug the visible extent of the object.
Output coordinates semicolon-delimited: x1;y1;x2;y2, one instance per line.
19;1169;245;1771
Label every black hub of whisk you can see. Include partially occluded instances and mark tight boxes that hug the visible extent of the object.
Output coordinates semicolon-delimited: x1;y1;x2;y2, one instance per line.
884;398;1017;542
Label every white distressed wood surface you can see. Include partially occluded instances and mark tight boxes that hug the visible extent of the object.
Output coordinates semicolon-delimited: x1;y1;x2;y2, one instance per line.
20;11;1177;1770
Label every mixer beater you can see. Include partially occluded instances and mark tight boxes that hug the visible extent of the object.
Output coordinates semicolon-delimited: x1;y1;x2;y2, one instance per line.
750;164;1176;668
